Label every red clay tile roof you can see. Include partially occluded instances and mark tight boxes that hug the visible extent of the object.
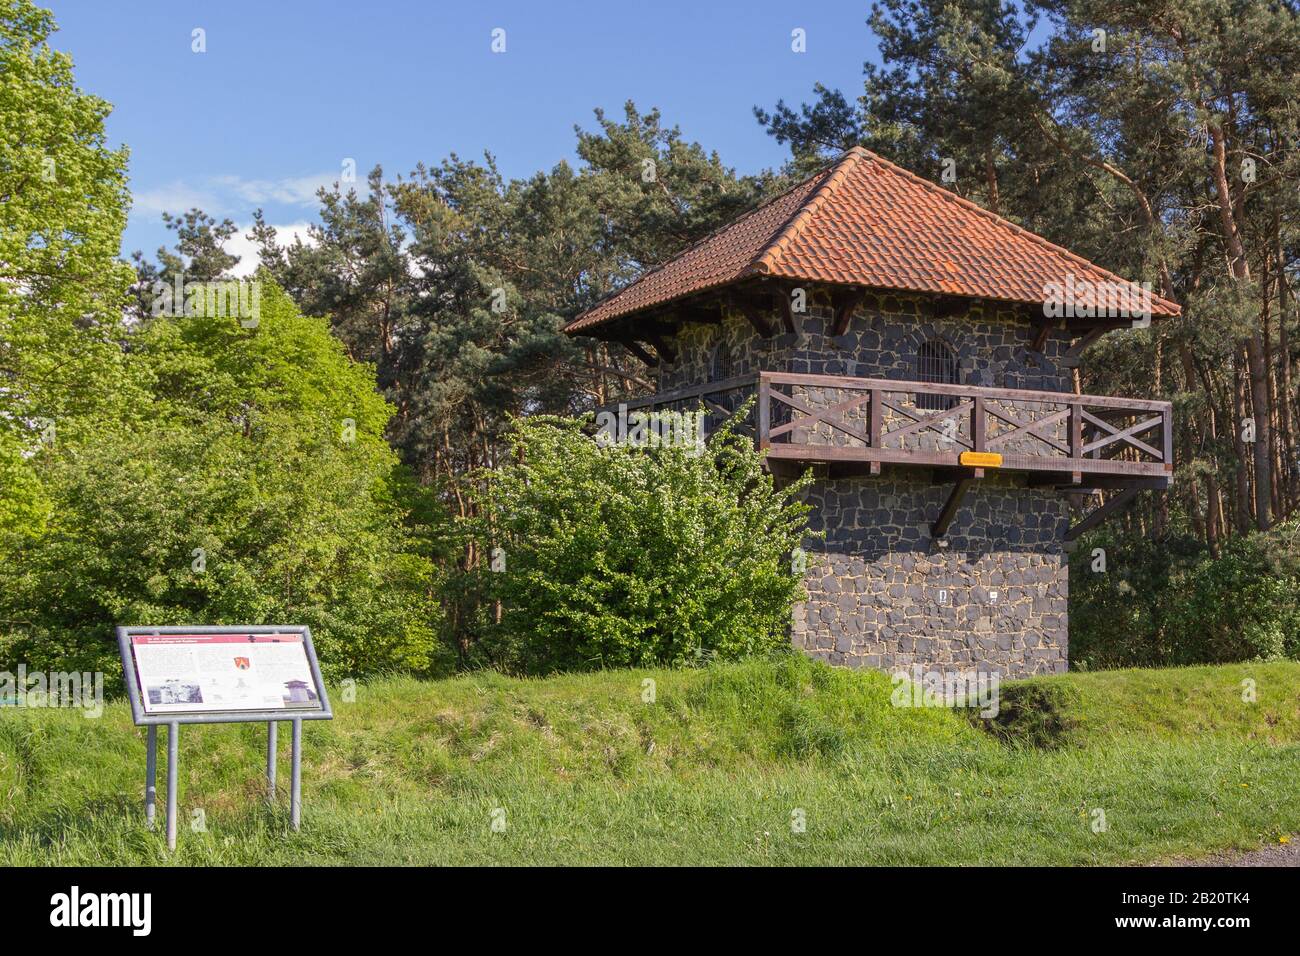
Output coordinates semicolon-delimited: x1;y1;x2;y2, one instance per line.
565;147;1180;333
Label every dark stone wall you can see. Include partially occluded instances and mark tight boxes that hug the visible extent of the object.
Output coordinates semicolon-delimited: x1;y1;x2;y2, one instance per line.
658;292;1072;394
795;473;1070;677
655;290;1073;677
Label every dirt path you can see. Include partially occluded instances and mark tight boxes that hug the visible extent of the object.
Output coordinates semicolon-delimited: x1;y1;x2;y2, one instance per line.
1165;837;1300;867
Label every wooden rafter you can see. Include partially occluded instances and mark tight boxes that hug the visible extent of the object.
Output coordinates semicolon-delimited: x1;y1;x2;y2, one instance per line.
1030;317;1057;352
723;290;776;338
775;288;798;334
746;312;775;337
647;334;677;364
618;339;659;368
1060;326;1110;368
831;289;866;336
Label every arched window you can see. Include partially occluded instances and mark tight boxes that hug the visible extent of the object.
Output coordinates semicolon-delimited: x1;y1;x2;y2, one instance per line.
710;341;732;383
703;342;734;432
917;338;958;410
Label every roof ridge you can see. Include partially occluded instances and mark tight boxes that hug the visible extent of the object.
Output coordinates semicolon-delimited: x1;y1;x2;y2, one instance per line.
565;145;1182;333
569;163;839;324
850;147;1181;314
746;147;869;278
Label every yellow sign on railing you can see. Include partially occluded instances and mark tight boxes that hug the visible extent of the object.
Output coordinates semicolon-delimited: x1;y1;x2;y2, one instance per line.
959;451;1003;468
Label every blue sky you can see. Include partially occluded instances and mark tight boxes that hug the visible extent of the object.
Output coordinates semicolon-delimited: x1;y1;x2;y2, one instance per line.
45;0;880;270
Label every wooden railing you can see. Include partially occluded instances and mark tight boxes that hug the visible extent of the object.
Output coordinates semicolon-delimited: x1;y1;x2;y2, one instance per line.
608;371;1173;486
758;371;1172;485
616;373;760;437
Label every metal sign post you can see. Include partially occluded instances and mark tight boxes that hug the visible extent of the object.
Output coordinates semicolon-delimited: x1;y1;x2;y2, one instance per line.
145;725;157;829
267;720;278;799
117;625;333;851
166;720;179;849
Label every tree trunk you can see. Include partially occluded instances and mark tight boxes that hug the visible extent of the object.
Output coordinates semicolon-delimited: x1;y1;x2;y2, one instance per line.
1232;355;1253;531
1277;236;1296;515
1244;336;1274;530
983;150;1001;216
1208;119;1272;530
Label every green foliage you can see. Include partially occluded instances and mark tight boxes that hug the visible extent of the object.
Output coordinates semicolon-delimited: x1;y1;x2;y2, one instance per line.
573;102;779;277
1070;523;1300;668
249;103;780;493
0;283;452;680
0;5;449;681
0;0;138;529
130;209;243;318
0;431;47;538
13;0;1298;685
1160;533;1300;664
462;411;813;674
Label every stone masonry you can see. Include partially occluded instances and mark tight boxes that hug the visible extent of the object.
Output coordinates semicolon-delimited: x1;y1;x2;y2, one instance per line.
795;474;1069;677
656;290;1074;677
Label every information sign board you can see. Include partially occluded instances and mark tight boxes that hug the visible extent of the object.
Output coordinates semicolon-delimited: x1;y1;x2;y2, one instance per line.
117;626;332;725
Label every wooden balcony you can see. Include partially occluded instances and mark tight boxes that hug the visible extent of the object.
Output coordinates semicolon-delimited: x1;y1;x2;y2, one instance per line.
618;371;1173;491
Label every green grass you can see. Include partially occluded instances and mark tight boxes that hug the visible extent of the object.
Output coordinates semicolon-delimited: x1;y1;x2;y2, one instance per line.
1;656;1297;865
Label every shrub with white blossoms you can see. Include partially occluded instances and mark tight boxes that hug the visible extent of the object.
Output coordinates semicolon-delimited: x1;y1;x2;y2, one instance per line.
468;406;814;674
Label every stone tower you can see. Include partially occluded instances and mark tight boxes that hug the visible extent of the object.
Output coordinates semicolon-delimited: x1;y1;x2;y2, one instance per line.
566;148;1176;677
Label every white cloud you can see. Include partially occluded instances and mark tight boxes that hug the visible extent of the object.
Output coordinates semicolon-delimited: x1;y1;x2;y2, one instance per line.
226;222;316;278
131;169;363;225
212;171;345;207
131;181;223;217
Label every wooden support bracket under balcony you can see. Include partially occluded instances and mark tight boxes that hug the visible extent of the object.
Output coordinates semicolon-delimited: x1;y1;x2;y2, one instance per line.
931;469;978;538
1064;487;1140;542
1061;326;1114;368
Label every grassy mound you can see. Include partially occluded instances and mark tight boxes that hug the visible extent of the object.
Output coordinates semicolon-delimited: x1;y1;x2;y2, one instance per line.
1;655;1297;865
983;660;1300;749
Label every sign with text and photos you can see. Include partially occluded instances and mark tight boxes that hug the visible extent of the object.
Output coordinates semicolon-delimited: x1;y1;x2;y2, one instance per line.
117;627;332;725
